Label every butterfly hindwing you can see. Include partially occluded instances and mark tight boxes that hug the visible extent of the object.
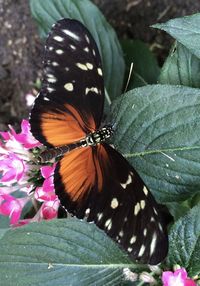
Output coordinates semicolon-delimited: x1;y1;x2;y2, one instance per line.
30;19;104;147
54;143;168;265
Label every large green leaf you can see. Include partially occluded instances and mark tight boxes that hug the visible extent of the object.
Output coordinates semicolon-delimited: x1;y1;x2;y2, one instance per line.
159;42;200;87
109;84;200;202
121;39;160;89
29;0;125;100
0;227;9;240
0;218;144;286
167;204;200;276
153;13;200;59
0;215;10;229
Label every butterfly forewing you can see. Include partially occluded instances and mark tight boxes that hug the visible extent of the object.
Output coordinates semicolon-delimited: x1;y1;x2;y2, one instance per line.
30;19;104;147
30;18;168;265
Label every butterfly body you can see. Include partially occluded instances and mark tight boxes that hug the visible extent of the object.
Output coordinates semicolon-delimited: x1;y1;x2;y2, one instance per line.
40;124;113;162
30;18;168;265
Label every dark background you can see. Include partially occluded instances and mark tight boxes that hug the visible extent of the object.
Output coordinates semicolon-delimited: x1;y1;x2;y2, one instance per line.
0;0;200;130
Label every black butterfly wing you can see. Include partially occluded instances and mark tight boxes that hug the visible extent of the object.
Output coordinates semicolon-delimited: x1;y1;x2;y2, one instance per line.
55;143;168;265
30;18;168;265
30;19;104;147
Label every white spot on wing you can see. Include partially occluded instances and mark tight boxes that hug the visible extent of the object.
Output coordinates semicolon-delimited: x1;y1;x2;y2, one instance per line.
64;83;74;91
44;96;50;101
52;62;59;66
56;49;64;55
70;44;76;50
47;74;55;78
119;230;124;237
86;63;93;70
85;87;98;95
120;173;132;189
85;35;90;43
105;219;112;230
150;233;157;256
134;202;140;216
138;244;146;257
85;208;90;215
76;63;88;71
143;186;148;196
153;208;158;215
84;47;89;52
158;223;163;232
47;87;54;93
140;200;145;210
127;247;133;253
47;77;57;83
130;235;136;244
143;228;147;236
111;198;119;209
62;29;80;41
97;68;103;76
97;213;103;221
54;35;63;42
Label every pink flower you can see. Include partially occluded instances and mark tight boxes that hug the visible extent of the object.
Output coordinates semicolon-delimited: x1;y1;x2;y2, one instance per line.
34;163;59;220
0;153;26;184
0;119;59;226
40;200;59;220
162;268;197;286
0;194;29;225
10;119;40;149
35;164;57;202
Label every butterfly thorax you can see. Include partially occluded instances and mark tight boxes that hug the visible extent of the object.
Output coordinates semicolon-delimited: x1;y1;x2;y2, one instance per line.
40;125;113;162
80;125;113;147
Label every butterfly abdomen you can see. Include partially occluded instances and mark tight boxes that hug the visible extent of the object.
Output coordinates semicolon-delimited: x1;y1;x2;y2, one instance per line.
40;142;82;162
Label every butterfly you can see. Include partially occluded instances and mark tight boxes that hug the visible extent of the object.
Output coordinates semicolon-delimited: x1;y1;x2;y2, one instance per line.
30;18;168;265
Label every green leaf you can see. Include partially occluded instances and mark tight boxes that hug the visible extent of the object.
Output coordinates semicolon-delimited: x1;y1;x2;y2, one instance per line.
159;42;200;87
165;201;190;221
0;215;10;229
152;13;200;59
190;193;200;207
109;84;200;202
29;0;125;101
0;227;9;240
121;39;160;89
167;204;200;276
0;218;144;286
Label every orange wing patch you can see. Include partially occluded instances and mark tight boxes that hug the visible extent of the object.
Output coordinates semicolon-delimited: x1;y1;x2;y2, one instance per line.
58;147;96;202
56;144;110;206
41;104;95;146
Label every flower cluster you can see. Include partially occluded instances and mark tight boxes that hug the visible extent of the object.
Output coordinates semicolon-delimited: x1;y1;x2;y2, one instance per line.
0;119;59;226
162;268;197;286
124;266;198;286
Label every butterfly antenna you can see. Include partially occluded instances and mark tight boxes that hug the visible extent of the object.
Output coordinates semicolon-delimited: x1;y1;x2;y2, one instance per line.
110;63;134;126
124;62;134;93
105;88;112;106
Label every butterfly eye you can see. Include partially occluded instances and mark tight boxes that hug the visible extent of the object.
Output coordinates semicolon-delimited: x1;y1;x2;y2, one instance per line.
30;18;169;265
